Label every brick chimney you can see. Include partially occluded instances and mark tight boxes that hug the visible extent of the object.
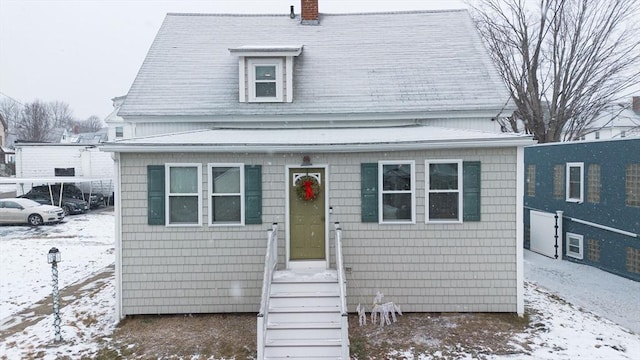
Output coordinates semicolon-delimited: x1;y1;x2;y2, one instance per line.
301;0;319;24
633;96;640;114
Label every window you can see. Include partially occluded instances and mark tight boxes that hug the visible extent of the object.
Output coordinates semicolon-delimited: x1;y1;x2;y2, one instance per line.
115;126;124;138
626;247;640;274
248;58;283;102
166;164;202;226
587;164;601;203
426;160;463;222
379;161;415;223
621;131;626;138
566;233;583;259
54;168;75;176
587;239;600;262
595;131;600;140
526;164;536;197
626;164;640;207
566;162;584;203
209;164;244;225
553;165;564;200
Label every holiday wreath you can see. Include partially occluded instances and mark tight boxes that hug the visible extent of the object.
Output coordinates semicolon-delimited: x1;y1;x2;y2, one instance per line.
295;175;320;201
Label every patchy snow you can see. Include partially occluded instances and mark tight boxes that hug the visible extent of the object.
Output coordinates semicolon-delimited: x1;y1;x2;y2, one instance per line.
1;211;639;359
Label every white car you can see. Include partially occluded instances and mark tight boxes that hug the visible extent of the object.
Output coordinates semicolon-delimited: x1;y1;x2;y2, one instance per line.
0;198;65;226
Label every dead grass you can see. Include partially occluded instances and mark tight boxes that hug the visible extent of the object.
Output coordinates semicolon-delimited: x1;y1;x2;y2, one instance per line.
95;311;532;359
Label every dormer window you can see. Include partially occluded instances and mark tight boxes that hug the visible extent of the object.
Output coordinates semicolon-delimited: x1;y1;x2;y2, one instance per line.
229;45;303;103
249;59;283;102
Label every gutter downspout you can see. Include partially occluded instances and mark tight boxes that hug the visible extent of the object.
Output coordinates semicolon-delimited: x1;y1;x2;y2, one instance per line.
111;152;123;321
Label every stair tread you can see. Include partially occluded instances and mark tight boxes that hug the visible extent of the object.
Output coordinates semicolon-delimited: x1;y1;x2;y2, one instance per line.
272;270;338;283
267;322;341;329
266;338;342;346
269;305;340;313
270;291;340;298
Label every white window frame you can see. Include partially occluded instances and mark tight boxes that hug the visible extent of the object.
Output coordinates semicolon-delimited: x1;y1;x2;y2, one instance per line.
165;163;202;227
378;160;415;224
566;232;584;260
425;160;463;223
566;162;584;203
248;58;283;102
208;163;244;226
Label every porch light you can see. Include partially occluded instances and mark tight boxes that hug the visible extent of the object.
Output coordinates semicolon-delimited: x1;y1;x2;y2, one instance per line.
301;155;312;166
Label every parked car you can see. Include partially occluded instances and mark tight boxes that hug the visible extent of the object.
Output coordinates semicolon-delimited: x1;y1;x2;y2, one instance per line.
18;192;89;216
29;184;105;209
0;198;65;226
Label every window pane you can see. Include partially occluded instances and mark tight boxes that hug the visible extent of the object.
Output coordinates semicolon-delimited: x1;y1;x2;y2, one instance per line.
383;164;411;191
255;82;276;97
430;163;458;190
212;167;240;193
569;167;581;199
382;193;411;220
169;196;198;223
255;66;276;80
170;167;198;193
429;193;459;219
212;196;241;223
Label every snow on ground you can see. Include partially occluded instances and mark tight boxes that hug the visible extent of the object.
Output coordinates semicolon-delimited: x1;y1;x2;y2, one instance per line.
0;211;115;319
1;211;639;359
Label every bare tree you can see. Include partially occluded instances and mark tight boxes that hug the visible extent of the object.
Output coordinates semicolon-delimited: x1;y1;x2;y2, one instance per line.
0;98;22;132
48;101;75;129
15;100;54;142
470;0;640;142
79;115;105;132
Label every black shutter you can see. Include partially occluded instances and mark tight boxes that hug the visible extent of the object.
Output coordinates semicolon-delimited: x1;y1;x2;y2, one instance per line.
463;161;481;221
245;165;262;224
147;165;165;225
361;163;379;222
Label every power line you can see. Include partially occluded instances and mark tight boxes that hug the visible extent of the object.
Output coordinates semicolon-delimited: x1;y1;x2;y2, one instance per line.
0;91;25;107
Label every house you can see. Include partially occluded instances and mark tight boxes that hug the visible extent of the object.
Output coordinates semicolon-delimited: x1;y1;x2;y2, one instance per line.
60;128;109;144
101;2;534;357
524;138;640;282
577;96;640;141
104;95;132;141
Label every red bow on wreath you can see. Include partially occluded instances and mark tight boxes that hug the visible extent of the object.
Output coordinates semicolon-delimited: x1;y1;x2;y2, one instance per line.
302;180;316;200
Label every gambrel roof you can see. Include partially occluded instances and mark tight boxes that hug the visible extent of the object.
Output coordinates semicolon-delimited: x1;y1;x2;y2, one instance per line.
119;10;511;120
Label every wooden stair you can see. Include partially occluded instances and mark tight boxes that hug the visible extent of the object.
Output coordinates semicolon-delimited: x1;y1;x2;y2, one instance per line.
263;269;346;359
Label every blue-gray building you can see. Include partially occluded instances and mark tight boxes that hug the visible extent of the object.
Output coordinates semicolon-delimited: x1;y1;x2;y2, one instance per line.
524;138;640;281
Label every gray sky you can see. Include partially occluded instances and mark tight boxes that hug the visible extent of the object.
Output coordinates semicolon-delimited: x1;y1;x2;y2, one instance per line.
0;0;466;120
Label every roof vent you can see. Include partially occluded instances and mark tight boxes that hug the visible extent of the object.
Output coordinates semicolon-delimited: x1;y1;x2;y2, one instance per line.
290;5;295;19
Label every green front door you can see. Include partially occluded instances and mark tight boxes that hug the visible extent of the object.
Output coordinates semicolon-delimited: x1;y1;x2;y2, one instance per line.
289;168;326;260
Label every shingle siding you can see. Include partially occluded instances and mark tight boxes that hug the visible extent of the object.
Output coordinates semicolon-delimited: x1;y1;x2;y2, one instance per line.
119;147;518;315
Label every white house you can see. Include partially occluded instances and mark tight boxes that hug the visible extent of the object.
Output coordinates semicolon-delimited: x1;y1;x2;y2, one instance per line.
578;96;640;140
101;2;534;357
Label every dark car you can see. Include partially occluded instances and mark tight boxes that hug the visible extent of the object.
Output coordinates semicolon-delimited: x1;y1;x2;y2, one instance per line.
29;184;105;209
19;192;89;216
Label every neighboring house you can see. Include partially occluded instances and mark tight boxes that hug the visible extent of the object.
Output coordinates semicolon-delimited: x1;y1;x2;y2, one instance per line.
60;128;109;144
102;3;535;356
13;143;114;196
524;138;640;282
577;96;640;141
0;113;7;148
2;146;15;165
104;95;133;141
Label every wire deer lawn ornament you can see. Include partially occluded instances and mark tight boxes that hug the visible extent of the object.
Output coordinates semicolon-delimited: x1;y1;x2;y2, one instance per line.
357;291;402;327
